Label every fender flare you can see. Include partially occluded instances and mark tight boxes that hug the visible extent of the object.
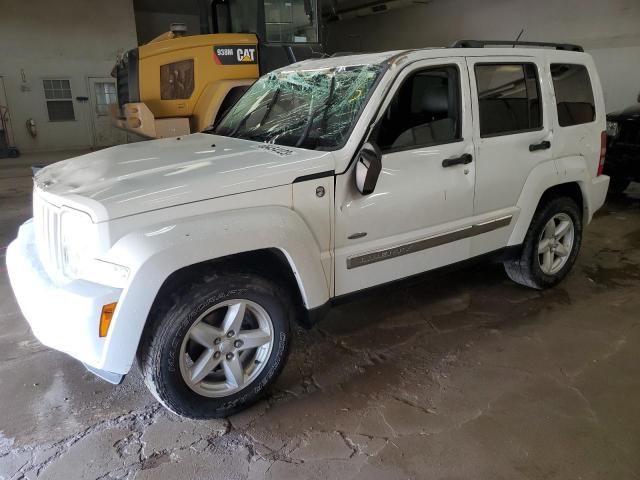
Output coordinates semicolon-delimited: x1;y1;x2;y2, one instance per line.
508;156;591;246
100;206;329;374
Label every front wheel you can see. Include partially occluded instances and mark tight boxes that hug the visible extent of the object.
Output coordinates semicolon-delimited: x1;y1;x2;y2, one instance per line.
138;272;292;419
504;196;582;289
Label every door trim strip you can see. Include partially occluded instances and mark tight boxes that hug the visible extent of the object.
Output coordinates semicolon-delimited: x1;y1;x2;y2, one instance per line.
346;215;512;269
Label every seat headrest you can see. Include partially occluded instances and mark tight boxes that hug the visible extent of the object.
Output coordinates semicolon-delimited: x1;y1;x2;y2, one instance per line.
422;85;449;115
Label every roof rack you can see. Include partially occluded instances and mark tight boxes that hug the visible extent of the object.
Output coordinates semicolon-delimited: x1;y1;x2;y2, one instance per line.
451;40;584;52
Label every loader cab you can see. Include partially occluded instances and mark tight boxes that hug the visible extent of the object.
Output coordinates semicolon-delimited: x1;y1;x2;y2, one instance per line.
209;0;320;73
210;0;319;43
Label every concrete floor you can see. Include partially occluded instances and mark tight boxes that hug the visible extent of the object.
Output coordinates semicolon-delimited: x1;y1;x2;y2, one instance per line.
1;151;639;480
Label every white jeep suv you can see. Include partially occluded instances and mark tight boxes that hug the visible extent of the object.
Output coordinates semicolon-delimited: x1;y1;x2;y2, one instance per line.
7;40;610;418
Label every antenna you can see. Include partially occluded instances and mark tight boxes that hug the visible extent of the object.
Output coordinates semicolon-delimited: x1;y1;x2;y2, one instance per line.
513;29;524;47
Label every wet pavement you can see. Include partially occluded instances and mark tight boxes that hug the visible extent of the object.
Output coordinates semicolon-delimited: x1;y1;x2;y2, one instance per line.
1;152;639;479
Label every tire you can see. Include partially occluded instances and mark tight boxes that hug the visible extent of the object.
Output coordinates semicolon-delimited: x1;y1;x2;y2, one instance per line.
138;271;292;419
504;196;582;289
608;177;630;196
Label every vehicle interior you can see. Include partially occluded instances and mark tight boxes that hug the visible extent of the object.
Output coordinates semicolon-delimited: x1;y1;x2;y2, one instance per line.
376;66;461;150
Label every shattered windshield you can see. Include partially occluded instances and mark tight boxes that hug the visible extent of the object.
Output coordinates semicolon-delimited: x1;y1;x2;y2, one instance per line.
213;64;383;150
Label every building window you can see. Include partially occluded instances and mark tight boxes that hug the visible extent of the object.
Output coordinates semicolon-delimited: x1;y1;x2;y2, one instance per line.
550;64;596;127
94;82;118;116
475;63;542;137
43;79;75;122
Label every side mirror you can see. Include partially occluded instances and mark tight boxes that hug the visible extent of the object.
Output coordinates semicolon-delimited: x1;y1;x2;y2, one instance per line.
355;142;382;195
637;91;640;103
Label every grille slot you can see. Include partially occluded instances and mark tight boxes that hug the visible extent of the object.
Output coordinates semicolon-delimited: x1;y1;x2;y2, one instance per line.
33;192;63;279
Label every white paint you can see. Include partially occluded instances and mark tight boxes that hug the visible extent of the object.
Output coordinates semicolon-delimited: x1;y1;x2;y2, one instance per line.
334;57;475;295
326;0;640;112
6;47;609;379
33;133;335;222
0;0;137;152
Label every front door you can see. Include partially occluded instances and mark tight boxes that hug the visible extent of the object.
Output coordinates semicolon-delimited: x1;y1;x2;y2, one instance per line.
334;59;476;296
88;77;127;148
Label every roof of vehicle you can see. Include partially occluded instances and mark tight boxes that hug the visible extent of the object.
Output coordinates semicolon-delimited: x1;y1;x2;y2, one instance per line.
286;41;590;72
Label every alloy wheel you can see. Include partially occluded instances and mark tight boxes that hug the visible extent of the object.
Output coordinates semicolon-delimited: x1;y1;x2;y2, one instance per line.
178;299;274;398
537;213;575;275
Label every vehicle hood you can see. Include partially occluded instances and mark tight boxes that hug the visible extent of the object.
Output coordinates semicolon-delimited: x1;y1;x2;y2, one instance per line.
607;104;640;122
34;133;335;222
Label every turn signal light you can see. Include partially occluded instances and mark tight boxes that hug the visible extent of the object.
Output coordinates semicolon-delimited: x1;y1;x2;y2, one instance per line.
99;303;117;338
598;130;606;176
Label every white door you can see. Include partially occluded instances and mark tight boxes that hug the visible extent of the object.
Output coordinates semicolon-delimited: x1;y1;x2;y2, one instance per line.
334;59;476;296
88;77;126;147
465;57;554;256
466;58;554;212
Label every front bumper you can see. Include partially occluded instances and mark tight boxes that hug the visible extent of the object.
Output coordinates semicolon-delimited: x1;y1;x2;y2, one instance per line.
6;220;123;376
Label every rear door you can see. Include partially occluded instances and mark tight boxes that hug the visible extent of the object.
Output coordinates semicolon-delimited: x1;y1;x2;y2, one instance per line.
466;56;553;254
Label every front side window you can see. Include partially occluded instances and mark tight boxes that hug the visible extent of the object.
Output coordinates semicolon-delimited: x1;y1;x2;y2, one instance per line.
376;65;461;151
550;64;595;127
43;79;75;122
475;63;542;137
214;63;383;150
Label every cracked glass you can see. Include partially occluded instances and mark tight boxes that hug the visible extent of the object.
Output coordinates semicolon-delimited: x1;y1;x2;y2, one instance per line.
213;64;383;150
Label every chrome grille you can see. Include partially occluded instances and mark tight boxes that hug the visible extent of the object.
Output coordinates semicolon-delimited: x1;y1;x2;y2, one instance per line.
33;191;63;278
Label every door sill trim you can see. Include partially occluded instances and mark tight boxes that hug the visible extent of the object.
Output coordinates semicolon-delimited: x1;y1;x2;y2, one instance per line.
346;215;512;269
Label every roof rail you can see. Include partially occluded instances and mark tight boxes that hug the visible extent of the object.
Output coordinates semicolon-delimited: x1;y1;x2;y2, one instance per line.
451;40;584;52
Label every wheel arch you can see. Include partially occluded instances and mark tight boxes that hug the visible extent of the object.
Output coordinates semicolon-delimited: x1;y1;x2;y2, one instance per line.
508;155;593;246
146;248;307;326
98;206;330;375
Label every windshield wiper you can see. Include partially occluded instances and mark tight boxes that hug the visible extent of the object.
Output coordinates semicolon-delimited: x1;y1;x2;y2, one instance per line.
230;89;281;137
294;76;336;148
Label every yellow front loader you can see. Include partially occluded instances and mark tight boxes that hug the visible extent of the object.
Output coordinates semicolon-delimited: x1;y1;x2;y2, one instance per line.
111;0;320;138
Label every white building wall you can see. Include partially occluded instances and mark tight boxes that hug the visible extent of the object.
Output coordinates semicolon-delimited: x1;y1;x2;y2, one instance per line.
0;0;137;152
326;0;640;112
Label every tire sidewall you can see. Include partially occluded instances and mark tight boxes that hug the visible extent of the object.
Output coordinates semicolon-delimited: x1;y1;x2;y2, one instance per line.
150;275;291;418
525;198;583;288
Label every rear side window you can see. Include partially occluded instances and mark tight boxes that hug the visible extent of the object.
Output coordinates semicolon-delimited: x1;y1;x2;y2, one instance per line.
550;64;595;127
475;63;542;137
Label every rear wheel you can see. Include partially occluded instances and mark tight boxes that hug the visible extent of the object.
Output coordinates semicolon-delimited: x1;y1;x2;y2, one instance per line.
504;197;582;289
138;272;292;419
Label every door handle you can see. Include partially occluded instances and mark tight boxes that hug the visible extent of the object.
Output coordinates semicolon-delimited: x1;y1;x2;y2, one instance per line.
442;153;473;168
529;140;551;152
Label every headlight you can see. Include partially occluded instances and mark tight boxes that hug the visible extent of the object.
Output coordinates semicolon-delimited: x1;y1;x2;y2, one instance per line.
60;208;129;287
606;120;619;138
60;208;94;278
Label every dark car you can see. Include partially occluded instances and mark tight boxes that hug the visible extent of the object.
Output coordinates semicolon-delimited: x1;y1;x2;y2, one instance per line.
604;94;640;194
